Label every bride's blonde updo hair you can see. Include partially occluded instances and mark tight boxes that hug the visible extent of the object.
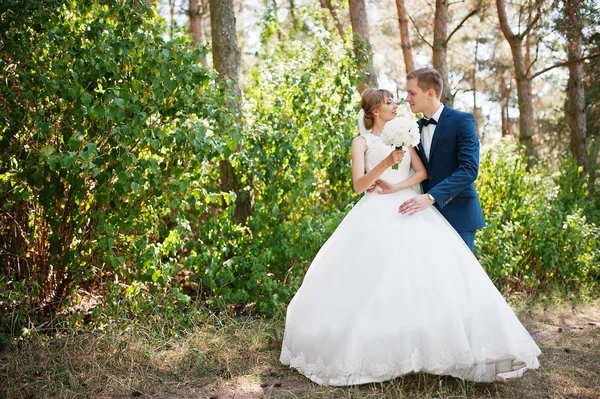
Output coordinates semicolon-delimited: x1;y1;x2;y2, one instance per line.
360;88;394;130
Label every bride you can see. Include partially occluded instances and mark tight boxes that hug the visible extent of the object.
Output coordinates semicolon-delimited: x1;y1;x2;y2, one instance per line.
279;88;541;386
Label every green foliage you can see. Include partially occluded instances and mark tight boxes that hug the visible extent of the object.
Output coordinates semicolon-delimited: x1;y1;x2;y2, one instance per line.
1;0;598;337
0;0;230;323
184;30;362;315
476;138;600;294
0;0;362;330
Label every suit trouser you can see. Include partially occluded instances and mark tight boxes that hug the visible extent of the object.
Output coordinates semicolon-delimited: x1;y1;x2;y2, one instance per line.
458;230;476;252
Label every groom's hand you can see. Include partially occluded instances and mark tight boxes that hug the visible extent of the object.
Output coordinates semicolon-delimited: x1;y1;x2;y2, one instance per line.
375;179;395;194
399;194;434;216
366;183;378;192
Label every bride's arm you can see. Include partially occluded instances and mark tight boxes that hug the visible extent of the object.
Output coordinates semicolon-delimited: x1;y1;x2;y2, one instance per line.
376;147;427;194
351;136;403;195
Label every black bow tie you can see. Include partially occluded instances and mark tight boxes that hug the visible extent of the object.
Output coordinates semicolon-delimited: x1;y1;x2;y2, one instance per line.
421;118;437;127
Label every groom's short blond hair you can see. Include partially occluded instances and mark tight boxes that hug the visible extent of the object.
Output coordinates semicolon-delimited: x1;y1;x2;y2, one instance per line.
406;68;443;99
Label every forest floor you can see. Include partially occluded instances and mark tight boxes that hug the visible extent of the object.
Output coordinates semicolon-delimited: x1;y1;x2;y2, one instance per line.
2;299;600;399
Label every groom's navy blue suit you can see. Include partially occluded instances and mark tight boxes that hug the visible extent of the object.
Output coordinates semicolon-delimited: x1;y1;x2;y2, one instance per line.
415;105;485;251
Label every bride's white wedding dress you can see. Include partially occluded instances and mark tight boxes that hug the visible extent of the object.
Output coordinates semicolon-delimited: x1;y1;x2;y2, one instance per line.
280;132;541;386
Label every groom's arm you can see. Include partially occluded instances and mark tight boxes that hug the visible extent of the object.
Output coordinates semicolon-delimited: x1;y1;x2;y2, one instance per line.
428;114;479;209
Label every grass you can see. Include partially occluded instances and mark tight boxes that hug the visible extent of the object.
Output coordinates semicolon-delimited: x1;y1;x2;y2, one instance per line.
1;298;599;398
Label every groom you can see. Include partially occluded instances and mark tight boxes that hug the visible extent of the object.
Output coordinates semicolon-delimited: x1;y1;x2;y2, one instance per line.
399;68;485;251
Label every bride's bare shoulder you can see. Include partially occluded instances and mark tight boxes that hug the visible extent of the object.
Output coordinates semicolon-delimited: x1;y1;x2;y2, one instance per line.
352;135;368;145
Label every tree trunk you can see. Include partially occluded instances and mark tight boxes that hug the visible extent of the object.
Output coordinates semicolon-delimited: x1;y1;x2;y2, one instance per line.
189;0;208;66
564;0;589;189
501;107;508;136
271;0;283;41
497;0;536;166
169;0;175;40
202;0;209;65
433;0;452;106
525;2;536;141
210;0;241;84
349;0;378;93
514;56;536;165
209;0;251;224
319;0;333;33
395;0;414;73
500;74;512;137
588;133;600;192
219;160;252;224
289;0;299;29
320;0;346;40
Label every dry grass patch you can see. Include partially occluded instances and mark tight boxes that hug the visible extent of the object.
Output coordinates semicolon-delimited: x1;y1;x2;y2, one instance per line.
1;300;599;398
0;309;283;398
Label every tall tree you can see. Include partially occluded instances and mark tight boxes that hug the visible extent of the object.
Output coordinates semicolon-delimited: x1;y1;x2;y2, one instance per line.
497;0;541;164
169;0;176;40
270;0;284;41
210;0;241;83
395;0;414;73
189;0;208;66
349;0;378;92
410;0;478;106
289;0;298;28
432;0;451;105
524;5;534;140
209;0;252;224
500;72;513;137
320;0;346;40
564;0;589;183
584;18;600;191
433;0;479;106
497;0;600;166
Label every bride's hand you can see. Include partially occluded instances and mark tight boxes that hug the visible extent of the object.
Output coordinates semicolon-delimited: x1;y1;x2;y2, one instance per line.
375;179;397;194
385;149;405;167
366;183;378;193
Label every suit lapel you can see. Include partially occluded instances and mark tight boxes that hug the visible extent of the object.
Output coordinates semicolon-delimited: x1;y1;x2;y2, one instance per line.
416;119;429;169
428;105;452;162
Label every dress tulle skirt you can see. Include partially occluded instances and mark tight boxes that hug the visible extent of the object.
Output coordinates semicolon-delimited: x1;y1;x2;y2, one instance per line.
280;188;541;386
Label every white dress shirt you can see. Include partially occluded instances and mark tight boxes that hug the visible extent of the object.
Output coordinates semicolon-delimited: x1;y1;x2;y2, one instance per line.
422;104;444;161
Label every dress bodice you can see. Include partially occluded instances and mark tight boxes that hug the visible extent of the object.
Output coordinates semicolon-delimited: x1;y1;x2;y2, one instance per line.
362;133;411;184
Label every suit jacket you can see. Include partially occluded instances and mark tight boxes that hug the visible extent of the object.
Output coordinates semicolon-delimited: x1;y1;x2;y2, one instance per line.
416;105;486;233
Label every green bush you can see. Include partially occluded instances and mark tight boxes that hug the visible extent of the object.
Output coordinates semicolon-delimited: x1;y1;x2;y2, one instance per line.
183;30;362;315
476;138;599;295
0;0;229;327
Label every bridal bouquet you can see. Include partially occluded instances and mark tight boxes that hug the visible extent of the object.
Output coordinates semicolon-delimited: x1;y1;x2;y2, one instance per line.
381;116;420;169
